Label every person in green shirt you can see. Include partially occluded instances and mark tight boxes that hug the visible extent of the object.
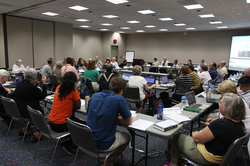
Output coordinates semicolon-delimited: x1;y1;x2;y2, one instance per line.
84;60;100;92
95;56;103;67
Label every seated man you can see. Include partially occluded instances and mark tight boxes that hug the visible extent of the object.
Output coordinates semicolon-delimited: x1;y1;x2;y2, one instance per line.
41;58;54;80
87;77;132;165
161;56;169;67
61;57;79;81
220;61;227;77
197;59;207;71
95;56;103;67
110;57;119;68
209;62;218;80
0;69;12;126
188;65;201;89
119;60;127;68
238;68;250;94
99;64;118;91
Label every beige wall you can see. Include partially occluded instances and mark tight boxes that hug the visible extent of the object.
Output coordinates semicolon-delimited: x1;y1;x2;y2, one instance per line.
7;16;33;68
126;29;250;66
33;20;54;68
0;15;5;68
55;22;73;62
73;28;102;61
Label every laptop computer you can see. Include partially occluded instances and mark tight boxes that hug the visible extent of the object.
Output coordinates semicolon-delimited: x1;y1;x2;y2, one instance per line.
161;75;169;84
186;91;203;108
122;73;133;81
144;76;155;85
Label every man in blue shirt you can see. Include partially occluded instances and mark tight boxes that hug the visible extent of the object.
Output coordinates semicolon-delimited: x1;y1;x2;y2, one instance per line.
209;62;218;80
87;77;132;160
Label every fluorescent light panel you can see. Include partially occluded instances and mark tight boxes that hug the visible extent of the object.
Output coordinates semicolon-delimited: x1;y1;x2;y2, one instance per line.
174;23;186;26
101;23;113;26
209;21;222;24
116;31;124;33
102;15;118;18
42;12;59;16
184;4;203;10
186;27;196;30
247;0;250;3
199;14;215;18
137;9;155;14
75;19;89;22
145;25;156;28
159;29;168;31
80;25;90;28
159;17;173;21
68;5;88;11
136;30;145;32
217;26;228;29
106;0;129;4
99;29;109;31
120;27;131;29
127;20;140;24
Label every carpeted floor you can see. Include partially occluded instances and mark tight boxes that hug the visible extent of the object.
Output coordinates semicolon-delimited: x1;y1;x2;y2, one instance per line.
0;111;249;166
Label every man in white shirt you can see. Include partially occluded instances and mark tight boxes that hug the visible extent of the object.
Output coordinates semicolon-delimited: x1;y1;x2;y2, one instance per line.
161;56;169;67
220;61;227;77
199;65;211;90
110;57;119;68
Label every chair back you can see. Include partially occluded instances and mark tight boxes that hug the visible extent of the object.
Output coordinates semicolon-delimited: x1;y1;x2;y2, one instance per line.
220;132;250;166
49;75;59;85
149;67;158;73
122;86;140;101
1;96;22;120
223;73;229;80
66;118;99;158
192;82;204;95
37;73;42;82
27;106;51;138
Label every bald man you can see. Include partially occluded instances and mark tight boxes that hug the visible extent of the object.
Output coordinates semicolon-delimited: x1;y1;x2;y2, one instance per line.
161;56;169;67
238;68;250;94
220;61;227;77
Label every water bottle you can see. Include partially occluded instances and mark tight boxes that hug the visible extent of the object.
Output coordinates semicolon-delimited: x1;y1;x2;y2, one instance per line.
206;86;212;102
113;65;116;69
181;96;186;104
16;78;19;84
210;85;214;93
157;103;163;120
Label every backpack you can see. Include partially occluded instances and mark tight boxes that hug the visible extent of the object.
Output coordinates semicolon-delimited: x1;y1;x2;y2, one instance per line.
148;93;159;116
78;77;93;98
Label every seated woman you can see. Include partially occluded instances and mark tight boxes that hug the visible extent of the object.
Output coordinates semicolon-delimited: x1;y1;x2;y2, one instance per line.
172;66;193;101
168;93;246;166
12;59;25;72
103;58;111;66
49;71;85;155
14;68;47;141
173;59;179;68
52;61;63;84
84;60;100;92
128;65;156;111
77;58;86;69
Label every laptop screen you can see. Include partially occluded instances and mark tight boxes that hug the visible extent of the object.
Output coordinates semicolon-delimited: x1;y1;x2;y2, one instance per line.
186;91;196;105
144;76;155;84
161;76;169;84
122;73;133;81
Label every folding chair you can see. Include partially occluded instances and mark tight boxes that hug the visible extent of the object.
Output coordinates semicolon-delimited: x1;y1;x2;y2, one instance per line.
122;86;144;112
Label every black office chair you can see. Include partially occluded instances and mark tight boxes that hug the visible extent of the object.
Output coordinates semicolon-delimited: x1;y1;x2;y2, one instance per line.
49;75;59;91
223;73;229;80
66;118;127;166
192;83;204;95
37;73;42;82
27;106;70;166
1;96;30;150
122;86;144;112
171;69;179;79
149;67;158;73
181;132;250;166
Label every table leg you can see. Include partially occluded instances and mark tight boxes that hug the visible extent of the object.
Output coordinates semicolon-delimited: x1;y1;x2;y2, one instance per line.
145;134;148;166
190;121;193;136
132;130;135;166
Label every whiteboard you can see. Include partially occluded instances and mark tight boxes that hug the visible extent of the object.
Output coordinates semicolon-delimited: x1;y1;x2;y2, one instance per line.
125;51;135;62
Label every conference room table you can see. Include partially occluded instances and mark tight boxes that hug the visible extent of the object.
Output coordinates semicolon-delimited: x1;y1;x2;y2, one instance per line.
119;69;169;77
142;65;180;73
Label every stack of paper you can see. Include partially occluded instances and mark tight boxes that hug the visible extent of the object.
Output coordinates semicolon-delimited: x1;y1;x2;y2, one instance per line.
153;120;178;132
129;119;154;131
163;107;182;115
164;114;191;123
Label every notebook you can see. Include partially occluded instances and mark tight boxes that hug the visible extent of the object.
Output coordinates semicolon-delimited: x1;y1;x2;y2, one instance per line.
186;91;203;108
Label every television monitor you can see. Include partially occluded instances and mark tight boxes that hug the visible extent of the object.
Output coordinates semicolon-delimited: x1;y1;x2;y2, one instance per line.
144;76;155;84
122;73;133;81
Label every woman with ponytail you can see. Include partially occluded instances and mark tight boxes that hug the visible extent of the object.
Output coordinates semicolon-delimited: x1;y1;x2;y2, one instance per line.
49;71;85;155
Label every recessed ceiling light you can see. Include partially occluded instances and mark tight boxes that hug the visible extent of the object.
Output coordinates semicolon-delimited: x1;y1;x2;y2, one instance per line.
186;27;196;30
247;0;250;3
99;29;109;31
137;10;155;14
184;4;203;10
116;31;124;33
199;14;215;18
145;25;156;28
174;23;186;26
42;12;59;16
159;17;173;21
209;21;222;24
217;26;228;29
101;23;113;26
102;15;119;18
80;25;91;28
127;20;140;24
136;30;145;32
106;0;129;4
75;19;89;22
68;5;88;11
159;29;168;31
120;27;131;29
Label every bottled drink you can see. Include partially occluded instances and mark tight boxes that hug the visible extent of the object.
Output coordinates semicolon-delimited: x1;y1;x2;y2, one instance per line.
181;96;186;104
157;103;163;120
113;65;116;69
210;85;214;93
206;86;212;102
85;96;90;110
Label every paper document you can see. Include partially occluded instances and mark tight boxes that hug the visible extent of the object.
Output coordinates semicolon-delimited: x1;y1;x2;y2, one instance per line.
154;120;178;128
163;107;182;115
198;92;206;98
79;69;84;73
45;95;54;100
129;119;154;131
130;110;137;117
164;114;190;123
81;99;85;106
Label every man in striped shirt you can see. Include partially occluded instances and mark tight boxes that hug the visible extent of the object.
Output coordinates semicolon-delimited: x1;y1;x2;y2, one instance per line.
188;65;201;89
